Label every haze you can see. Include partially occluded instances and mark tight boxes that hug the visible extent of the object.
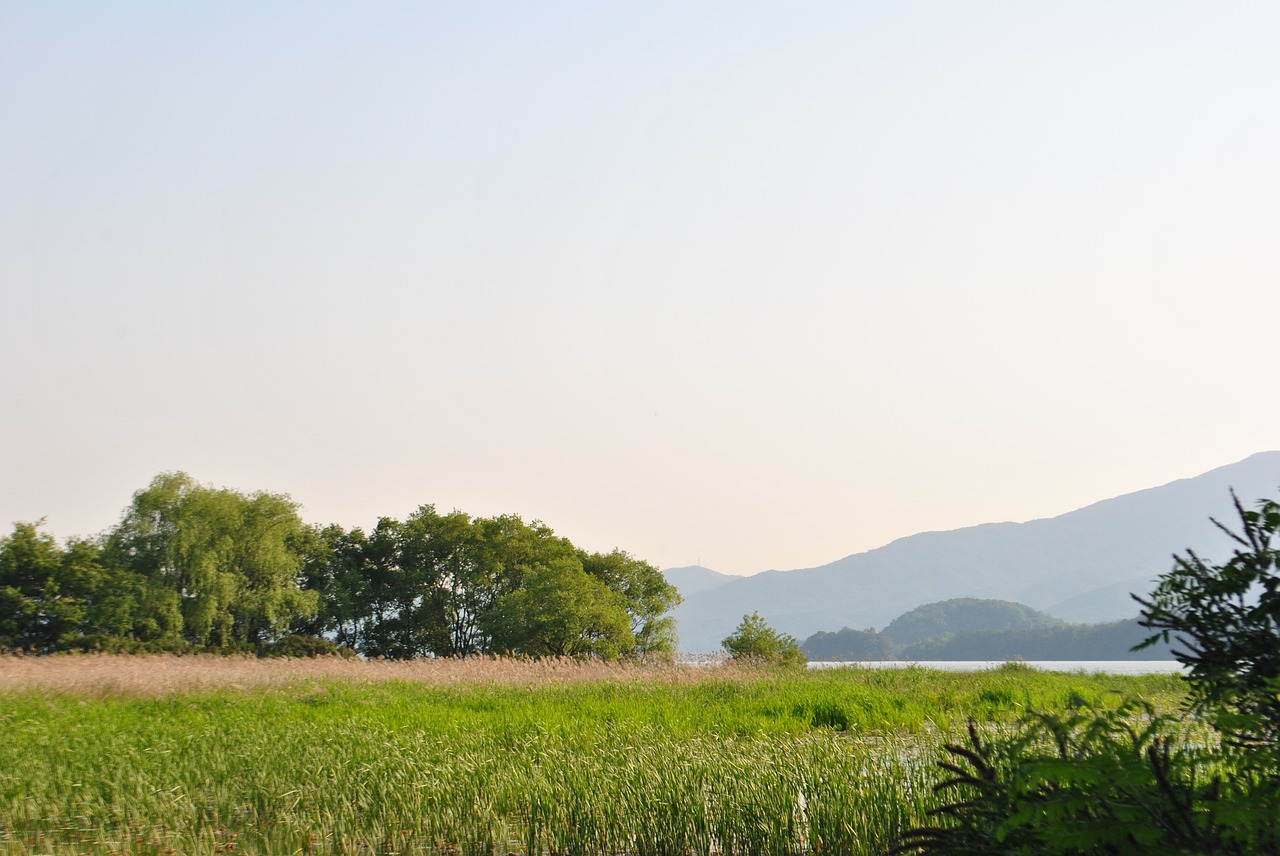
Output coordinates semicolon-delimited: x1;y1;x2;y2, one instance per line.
3;3;1279;575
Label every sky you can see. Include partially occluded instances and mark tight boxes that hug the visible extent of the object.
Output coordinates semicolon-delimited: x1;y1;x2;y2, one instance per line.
3;2;1279;576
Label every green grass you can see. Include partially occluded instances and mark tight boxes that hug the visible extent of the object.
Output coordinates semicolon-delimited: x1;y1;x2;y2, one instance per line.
0;662;1187;855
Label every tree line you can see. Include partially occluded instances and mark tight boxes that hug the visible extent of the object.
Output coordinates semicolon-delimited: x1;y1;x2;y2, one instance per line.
0;472;681;659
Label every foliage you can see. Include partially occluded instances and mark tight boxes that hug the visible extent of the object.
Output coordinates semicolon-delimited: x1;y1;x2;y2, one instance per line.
297;506;677;661
258;633;351;658
892;490;1280;855
802;626;896;661
484;556;635;659
105;472;319;647
0;523;171;653
580;548;681;657
1135;490;1280;750
722;611;807;666
0;521;86;652
891;706;1275;855
2;473;680;662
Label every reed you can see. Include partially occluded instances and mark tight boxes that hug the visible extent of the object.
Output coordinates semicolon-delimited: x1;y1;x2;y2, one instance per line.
0;655;1187;855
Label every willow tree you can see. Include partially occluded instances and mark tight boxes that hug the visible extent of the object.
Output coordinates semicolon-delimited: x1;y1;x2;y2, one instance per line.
106;472;317;648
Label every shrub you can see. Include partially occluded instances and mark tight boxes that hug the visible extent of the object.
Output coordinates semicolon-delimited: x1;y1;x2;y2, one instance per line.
1135;490;1280;751
722;612;807;667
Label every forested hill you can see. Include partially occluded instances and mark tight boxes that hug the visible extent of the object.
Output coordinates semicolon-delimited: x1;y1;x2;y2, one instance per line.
880;598;1066;647
800;599;1175;661
670;451;1280;654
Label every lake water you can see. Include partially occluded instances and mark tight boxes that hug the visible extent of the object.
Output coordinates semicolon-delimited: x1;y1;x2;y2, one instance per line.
808;660;1185;675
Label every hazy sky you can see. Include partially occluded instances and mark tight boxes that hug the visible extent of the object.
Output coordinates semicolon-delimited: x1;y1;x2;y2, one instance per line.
4;2;1279;575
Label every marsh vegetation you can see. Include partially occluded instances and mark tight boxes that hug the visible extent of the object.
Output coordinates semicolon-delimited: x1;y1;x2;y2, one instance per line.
0;655;1187;855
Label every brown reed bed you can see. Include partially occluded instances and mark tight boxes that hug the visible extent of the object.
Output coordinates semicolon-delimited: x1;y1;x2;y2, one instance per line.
0;652;741;696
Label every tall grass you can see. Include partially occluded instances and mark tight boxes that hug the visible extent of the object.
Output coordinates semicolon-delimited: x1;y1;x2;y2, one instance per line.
0;656;1187;855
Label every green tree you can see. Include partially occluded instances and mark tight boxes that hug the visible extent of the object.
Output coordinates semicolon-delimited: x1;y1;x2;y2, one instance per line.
231;490;322;646
297;522;410;656
722;612;807;667
484;556;635;659
465;514;580;653
401;505;484;657
106;472;318;648
0;522;162;652
345;517;417;659
294;523;367;650
0;521;84;651
581;549;682;657
801;626;895;661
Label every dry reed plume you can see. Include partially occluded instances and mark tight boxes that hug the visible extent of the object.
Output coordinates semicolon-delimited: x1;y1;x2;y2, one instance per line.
0;652;741;696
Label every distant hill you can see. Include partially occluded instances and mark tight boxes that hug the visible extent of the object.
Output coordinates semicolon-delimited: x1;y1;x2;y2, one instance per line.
881;598;1065;647
673;451;1280;653
799;599;1171;662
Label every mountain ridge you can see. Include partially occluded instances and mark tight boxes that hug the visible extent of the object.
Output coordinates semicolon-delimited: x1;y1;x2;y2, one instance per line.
666;452;1280;653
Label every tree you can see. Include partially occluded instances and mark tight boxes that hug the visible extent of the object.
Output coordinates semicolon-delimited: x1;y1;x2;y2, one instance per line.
294;523;386;652
0;522;170;652
722;612;807;667
0;521;85;652
581;549;682;657
106;472;318;648
3;475;682;662
403;505;488;657
345;517;422;659
290;507;681;661
484;556;635;659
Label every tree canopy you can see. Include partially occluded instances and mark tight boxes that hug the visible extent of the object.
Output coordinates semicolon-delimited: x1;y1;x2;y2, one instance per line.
104;472;318;649
1;473;681;660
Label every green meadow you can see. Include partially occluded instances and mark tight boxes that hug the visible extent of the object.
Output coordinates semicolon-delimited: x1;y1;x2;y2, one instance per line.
0;657;1187;855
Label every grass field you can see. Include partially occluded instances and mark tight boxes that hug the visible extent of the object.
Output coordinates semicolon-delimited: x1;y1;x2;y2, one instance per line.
0;655;1188;855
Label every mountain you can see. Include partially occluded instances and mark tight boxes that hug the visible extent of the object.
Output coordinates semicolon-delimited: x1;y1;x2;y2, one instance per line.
672;451;1280;653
